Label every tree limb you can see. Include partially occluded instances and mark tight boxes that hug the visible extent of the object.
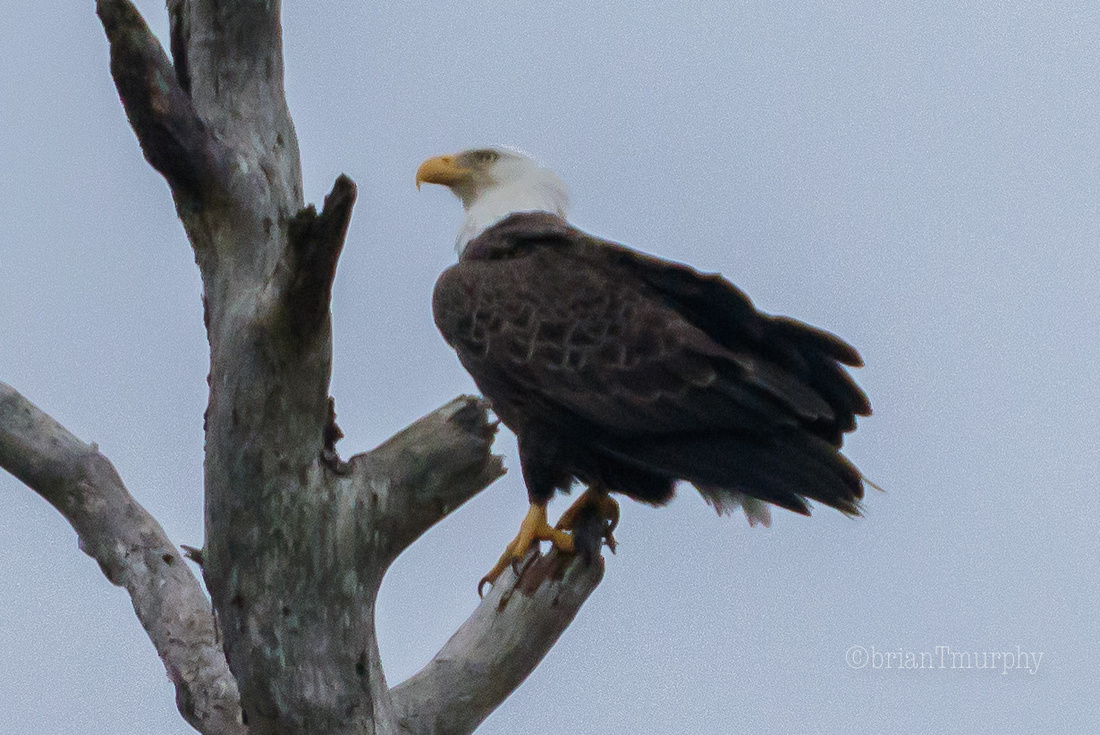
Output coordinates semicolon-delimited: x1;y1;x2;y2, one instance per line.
0;383;245;735
391;552;605;735
96;0;217;201
357;396;506;564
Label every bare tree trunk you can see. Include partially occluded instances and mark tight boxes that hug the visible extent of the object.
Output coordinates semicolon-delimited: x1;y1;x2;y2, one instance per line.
0;2;604;733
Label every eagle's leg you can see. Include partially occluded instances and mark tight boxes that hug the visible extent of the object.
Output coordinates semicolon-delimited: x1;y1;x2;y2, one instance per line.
479;503;574;595
555;487;620;552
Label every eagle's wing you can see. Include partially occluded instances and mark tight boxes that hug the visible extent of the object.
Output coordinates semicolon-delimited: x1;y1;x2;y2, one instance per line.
617;244;870;440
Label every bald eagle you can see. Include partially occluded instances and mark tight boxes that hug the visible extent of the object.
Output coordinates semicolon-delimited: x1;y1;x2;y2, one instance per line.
417;148;871;592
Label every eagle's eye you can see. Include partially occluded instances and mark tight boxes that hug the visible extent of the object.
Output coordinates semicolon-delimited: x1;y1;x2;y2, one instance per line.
472;149;499;165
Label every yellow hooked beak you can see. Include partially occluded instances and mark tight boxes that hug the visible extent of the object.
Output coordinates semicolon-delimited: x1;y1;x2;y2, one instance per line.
416;154;474;190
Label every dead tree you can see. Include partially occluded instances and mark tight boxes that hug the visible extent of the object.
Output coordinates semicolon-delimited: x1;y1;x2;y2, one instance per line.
0;1;603;733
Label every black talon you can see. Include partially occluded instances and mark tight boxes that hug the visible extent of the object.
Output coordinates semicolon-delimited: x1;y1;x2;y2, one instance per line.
604;533;618;554
513;548;539;577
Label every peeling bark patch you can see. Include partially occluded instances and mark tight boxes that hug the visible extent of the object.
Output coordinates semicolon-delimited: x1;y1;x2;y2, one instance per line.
322;396;350;474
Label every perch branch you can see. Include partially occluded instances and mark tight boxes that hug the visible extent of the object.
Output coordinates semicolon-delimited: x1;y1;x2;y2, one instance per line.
391;551;605;735
0;383;245;735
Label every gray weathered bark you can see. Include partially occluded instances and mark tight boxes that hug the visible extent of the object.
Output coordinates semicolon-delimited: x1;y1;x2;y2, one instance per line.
0;1;605;733
0;382;245;735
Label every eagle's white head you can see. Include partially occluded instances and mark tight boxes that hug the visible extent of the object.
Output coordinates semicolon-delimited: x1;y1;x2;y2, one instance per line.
416;147;569;252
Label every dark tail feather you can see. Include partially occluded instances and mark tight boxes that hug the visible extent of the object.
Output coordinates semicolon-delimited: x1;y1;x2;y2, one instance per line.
600;431;864;517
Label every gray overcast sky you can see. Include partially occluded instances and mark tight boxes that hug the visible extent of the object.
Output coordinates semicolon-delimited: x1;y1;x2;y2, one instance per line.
2;1;1097;733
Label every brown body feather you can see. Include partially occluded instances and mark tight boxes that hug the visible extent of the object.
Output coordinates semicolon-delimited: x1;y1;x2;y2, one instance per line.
432;212;870;516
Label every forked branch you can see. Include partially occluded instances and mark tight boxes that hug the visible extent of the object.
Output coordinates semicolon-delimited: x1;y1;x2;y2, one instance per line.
96;0;217;200
2;1;610;732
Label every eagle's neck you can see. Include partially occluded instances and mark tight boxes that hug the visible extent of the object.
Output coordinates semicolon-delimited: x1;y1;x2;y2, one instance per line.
457;169;569;253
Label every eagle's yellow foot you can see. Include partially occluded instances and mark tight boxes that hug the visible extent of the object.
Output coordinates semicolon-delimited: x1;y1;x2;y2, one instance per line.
556;489;621;553
479;503;574;596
